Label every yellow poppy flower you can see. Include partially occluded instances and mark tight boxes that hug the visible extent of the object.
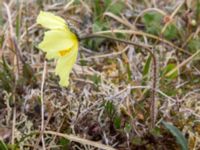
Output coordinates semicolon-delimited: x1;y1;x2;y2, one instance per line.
37;11;78;87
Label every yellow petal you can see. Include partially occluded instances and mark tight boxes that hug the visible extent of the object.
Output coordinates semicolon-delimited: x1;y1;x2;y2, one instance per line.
37;11;68;30
38;30;76;56
45;51;60;60
55;42;78;87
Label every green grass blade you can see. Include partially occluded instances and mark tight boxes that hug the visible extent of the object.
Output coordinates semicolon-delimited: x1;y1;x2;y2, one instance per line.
162;121;188;150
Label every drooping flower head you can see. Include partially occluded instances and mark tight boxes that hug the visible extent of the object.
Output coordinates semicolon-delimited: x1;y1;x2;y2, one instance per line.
37;11;78;87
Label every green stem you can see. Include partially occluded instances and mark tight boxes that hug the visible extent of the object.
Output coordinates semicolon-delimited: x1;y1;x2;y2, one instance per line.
80;34;157;128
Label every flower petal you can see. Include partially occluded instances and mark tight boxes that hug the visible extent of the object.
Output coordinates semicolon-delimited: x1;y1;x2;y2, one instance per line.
37;11;68;30
38;30;76;56
55;42;78;87
45;51;60;60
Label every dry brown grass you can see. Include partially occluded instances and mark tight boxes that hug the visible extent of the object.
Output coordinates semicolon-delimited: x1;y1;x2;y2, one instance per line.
0;0;200;149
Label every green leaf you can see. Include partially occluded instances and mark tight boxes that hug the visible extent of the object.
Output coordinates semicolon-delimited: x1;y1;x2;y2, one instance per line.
188;38;200;53
124;123;132;133
126;63;132;81
0;4;4;26
163;24;178;40
131;137;143;146
16;0;20;40
162;121;188;150
105;101;115;118
0;35;4;49
142;55;152;83
104;0;112;8
107;1;125;15
162;63;178;80
92;20;108;32
74;0;80;4
58;137;70;149
143;55;152;76
142;12;163;35
22;63;36;84
144;12;162;24
0;140;8;150
93;0;105;19
89;21;108;49
0;57;14;92
196;0;200;21
150;127;162;138
92;21;103;32
79;59;88;66
90;74;101;86
93;0;124;17
114;116;121;129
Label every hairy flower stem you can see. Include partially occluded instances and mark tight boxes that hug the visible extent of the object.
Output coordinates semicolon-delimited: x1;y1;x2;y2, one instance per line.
80;34;157;129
